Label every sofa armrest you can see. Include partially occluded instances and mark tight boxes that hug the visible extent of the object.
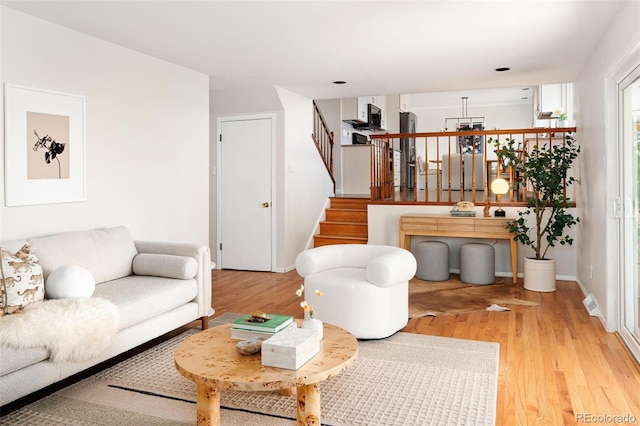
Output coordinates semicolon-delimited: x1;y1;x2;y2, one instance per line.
134;241;213;318
365;250;417;288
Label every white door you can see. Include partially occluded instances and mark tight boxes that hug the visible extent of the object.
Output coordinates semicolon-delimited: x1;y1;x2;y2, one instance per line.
219;117;273;271
619;64;640;363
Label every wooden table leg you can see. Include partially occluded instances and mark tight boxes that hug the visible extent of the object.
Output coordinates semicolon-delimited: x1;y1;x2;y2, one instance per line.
296;383;321;426
196;382;220;426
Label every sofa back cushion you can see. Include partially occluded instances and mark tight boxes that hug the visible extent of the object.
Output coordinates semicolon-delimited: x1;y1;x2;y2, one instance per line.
27;226;138;284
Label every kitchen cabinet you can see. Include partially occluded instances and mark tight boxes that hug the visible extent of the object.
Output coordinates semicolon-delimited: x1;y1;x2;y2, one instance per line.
534;84;562;119
342;95;387;130
399;94;410;112
343;97;367;123
533;83;574;127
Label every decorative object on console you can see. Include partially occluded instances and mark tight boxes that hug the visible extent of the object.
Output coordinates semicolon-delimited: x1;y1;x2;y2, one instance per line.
45;264;96;299
493;133;580;292
450;201;476;217
4;84;86;206
490;178;509;217
0;244;44;314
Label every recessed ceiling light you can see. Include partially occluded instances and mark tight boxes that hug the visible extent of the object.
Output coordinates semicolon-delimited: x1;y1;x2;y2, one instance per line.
333;81;346;85
495;67;510;72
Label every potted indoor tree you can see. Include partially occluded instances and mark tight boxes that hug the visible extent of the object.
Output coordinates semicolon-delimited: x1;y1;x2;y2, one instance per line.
492;133;580;292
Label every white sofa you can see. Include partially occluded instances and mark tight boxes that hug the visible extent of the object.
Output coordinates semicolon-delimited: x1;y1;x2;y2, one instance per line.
0;226;212;407
295;244;417;339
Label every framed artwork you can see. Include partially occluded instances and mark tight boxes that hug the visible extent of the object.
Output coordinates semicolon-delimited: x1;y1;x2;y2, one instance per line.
4;84;86;206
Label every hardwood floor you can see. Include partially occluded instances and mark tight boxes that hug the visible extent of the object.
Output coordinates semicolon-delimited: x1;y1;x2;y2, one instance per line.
212;269;640;425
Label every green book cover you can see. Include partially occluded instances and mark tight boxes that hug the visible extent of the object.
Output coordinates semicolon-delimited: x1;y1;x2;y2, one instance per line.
232;313;294;333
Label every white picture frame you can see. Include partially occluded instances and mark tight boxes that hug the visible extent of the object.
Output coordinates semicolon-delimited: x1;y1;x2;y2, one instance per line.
4;84;86;206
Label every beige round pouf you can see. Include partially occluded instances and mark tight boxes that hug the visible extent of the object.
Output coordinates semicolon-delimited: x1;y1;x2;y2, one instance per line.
460;243;495;285
414;241;450;281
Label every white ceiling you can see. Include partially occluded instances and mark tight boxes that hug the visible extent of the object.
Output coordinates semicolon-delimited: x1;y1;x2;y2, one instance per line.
0;0;625;105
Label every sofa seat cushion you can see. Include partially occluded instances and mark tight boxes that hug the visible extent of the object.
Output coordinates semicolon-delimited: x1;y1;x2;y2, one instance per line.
93;276;197;330
0;346;49;376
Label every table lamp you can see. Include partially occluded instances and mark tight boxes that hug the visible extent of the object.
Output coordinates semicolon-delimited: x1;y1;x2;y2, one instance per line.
491;178;509;217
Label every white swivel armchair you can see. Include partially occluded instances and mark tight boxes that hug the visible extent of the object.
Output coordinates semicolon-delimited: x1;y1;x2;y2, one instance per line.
295;244;417;339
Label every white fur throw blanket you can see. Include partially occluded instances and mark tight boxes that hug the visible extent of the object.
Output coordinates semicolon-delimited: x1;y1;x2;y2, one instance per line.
0;297;119;363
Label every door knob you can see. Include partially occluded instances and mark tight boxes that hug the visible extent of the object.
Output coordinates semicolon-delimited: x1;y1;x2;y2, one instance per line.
262;202;270;208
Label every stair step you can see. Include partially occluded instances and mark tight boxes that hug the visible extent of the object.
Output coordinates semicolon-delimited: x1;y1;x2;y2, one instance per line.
329;197;370;210
313;235;368;247
320;221;368;237
325;208;368;223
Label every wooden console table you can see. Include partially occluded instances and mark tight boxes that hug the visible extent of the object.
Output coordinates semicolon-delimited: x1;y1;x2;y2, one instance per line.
399;214;518;284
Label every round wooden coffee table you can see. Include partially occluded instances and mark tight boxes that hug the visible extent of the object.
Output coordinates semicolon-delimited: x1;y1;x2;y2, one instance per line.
174;321;358;426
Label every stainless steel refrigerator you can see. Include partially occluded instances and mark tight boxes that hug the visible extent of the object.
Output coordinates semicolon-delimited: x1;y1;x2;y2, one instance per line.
399;112;417;190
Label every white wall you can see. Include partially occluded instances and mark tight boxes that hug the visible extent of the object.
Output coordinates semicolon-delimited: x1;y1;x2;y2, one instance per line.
209;85;284;260
210;86;333;272
575;0;640;331
413;103;532;133
277;87;334;271
0;7;210;244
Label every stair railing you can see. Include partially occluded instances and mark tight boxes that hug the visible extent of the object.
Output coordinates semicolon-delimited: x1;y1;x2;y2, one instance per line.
369;127;578;206
312;100;335;192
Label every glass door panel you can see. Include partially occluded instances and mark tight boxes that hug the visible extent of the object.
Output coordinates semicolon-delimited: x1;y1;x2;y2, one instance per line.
621;65;640;363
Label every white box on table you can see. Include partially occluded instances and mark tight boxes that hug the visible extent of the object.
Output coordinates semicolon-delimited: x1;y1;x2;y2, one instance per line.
261;326;320;370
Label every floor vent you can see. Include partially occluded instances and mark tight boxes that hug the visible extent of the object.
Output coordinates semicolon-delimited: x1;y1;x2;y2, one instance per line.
583;294;599;317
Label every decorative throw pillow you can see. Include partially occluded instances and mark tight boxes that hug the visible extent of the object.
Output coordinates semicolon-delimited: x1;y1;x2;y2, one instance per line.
45;265;96;299
132;253;198;280
0;245;45;315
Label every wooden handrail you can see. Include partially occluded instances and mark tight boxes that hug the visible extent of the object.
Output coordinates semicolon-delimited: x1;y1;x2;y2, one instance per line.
369;127;578;206
312;100;335;192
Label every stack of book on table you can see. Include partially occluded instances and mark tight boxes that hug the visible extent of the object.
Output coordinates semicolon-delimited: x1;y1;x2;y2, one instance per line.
231;313;295;340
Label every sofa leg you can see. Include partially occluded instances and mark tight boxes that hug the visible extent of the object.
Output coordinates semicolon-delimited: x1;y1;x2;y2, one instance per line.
201;316;209;330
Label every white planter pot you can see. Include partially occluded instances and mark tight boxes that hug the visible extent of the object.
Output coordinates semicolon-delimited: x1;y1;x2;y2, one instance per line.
523;257;557;292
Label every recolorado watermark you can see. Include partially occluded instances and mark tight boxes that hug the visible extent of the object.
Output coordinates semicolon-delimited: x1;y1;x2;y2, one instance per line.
575;413;637;423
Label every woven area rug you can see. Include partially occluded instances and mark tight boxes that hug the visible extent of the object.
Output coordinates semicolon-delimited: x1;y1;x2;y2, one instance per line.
2;313;499;425
409;275;540;317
